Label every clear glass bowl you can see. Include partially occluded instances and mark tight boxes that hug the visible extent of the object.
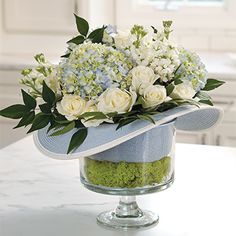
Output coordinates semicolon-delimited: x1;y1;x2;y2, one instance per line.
79;121;176;229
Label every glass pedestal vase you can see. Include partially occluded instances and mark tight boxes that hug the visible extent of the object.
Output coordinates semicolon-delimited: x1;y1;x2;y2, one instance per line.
79;121;175;230
97;196;159;229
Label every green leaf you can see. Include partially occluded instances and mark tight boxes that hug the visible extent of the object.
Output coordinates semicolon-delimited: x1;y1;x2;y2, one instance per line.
195;91;212;101
134;96;143;106
39;103;52;114
55;120;71;124
67;128;88;154
47;122;64;133
166;83;175;96
14;111;35;129
157;100;178;112
174;99;200;108
74;14;89;37
88;27;106;43
42;81;55;105
199;99;213;106
75;120;84;128
202;78;225;91
137;114;155;124
67;35;85;44
50;121;75;136
80;112;107;119
0;104;28;119
174;63;182;74
27;113;51;133
195;91;213;106
174;78;183;85
116;118;137;130
61;53;70;58
106;112;118;118
21;89;37;110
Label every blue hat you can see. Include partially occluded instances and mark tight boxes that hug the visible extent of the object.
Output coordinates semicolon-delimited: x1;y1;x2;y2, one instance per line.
34;105;223;160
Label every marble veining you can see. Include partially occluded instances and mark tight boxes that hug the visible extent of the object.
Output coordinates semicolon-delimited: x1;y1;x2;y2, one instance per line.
0;136;236;236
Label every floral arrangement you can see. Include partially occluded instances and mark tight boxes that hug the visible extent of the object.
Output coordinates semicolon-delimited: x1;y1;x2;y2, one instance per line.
0;15;224;153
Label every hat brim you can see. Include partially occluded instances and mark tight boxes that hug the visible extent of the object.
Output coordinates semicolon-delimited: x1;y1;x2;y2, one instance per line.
34;105;223;160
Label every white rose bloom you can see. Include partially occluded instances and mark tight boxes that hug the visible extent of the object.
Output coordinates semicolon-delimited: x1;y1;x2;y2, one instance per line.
170;82;196;100
56;94;86;121
142;85;167;108
97;88;136;114
114;31;130;49
81;102;112;127
130;66;156;93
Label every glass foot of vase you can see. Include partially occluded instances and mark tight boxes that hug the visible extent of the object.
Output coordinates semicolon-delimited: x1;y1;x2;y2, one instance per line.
97;196;159;230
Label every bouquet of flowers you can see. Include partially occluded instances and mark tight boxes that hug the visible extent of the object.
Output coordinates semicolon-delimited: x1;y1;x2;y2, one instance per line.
0;14;224;154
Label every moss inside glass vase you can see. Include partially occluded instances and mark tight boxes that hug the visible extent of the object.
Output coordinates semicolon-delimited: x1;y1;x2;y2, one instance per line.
84;156;171;188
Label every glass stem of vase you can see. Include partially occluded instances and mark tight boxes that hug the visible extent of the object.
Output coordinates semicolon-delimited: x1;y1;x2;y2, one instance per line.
115;196;143;218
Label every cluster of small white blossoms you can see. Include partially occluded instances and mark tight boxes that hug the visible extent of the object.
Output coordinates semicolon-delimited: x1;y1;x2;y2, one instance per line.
112;24;180;83
20;54;58;97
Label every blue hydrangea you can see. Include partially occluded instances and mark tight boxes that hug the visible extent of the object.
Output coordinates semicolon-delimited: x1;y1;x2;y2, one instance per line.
59;42;133;99
176;49;207;92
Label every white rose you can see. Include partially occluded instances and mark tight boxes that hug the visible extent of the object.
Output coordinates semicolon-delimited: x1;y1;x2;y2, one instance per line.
56;94;86;121
81;102;112;127
130;66;156;93
97;88;136;114
170;82;196;100
114;31;129;49
142;85;167;108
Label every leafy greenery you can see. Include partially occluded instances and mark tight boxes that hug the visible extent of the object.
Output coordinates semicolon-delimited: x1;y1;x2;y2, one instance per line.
63;15;106;58
166;83;175;96
0;104;28;119
21;89;36;110
27;113;51;133
39;103;52;114
88;26;107;43
195;91;213;106
67;128;88;154
14;111;35;129
50;121;75;136
74;14;89;36
67;35;85;44
42;81;56;105
202;78;225;91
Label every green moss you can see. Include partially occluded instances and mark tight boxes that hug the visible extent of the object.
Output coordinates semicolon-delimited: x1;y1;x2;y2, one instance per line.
84;156;171;188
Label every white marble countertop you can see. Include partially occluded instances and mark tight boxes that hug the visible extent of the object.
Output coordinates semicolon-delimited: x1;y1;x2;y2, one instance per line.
0;52;236;80
0;136;236;236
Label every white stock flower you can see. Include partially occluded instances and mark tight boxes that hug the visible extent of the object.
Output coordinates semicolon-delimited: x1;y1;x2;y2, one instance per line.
130;66;156;93
56;94;86;121
45;69;59;93
142;85;167;108
97;88;136;114
170;82;196;100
